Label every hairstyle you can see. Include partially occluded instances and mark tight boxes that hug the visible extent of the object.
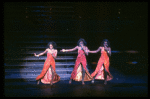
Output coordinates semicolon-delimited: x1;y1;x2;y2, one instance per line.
101;39;110;47
47;41;57;49
77;38;87;46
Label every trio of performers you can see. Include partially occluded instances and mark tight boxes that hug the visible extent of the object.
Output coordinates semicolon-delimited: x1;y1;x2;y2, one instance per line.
34;38;113;85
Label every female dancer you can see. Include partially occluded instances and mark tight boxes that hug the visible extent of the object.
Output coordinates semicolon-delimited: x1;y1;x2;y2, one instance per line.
60;38;92;85
34;41;60;85
88;39;113;85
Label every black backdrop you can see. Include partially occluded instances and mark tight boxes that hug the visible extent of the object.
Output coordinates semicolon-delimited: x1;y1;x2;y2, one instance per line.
4;2;148;75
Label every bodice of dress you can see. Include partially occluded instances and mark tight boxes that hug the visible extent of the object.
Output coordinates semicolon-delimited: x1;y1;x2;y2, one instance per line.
101;49;109;60
46;53;55;61
77;50;85;58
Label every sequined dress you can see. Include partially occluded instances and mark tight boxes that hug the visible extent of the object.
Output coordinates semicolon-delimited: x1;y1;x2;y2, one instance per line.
36;53;60;84
91;48;113;81
70;50;93;81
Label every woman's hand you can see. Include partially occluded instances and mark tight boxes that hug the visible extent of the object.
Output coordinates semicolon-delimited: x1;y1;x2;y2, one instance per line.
34;53;36;56
60;49;66;52
104;46;109;51
86;49;90;52
34;53;39;57
104;47;111;56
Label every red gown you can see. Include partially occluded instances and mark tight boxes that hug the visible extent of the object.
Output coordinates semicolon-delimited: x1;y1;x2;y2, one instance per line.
36;53;60;84
91;48;113;81
70;50;93;81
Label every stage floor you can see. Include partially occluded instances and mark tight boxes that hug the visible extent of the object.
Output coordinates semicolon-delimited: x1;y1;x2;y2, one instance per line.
4;74;147;97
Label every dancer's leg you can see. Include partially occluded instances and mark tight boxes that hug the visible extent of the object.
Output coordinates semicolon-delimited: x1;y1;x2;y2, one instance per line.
36;61;50;81
50;60;56;85
69;59;81;83
91;64;104;84
37;80;40;85
104;61;112;84
81;64;85;85
69;79;72;84
104;61;112;78
50;66;54;85
91;58;104;77
81;59;88;85
91;75;95;83
104;66;108;85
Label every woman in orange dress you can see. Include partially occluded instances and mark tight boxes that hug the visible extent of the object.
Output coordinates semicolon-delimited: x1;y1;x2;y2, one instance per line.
88;39;113;84
34;41;60;85
60;38;92;85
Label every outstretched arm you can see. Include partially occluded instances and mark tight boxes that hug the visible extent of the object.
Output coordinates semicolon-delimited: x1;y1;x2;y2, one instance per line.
34;49;48;57
88;47;101;53
61;46;78;52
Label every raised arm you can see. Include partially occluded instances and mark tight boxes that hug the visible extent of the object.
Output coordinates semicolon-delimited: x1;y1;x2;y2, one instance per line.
88;47;101;53
61;46;78;52
34;49;48;57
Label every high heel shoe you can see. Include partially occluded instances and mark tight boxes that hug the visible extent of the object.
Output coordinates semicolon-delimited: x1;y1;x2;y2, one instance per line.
82;81;85;85
69;80;72;84
37;80;40;85
50;82;53;85
104;80;107;85
91;79;94;84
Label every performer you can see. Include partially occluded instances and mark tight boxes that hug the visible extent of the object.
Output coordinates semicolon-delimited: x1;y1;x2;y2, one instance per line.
88;39;113;85
34;41;60;85
60;38;92;85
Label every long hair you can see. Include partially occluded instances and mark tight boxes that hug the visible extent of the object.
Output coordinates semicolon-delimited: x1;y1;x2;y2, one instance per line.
101;39;110;47
77;38;87;46
47;41;57;49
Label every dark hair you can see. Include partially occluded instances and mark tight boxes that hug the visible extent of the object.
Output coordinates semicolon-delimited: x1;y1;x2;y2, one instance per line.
101;39;110;47
47;41;57;49
77;38;87;46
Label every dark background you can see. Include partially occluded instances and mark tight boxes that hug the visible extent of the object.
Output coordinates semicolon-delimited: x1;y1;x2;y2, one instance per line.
4;2;148;75
4;2;148;97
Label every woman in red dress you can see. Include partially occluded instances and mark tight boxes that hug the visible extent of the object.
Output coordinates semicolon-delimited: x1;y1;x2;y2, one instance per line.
34;41;60;85
88;39;113;84
60;38;92;85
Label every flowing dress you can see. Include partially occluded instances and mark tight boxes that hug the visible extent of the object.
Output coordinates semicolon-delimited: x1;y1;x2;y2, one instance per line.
36;53;60;84
70;50;93;81
91;48;113;81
